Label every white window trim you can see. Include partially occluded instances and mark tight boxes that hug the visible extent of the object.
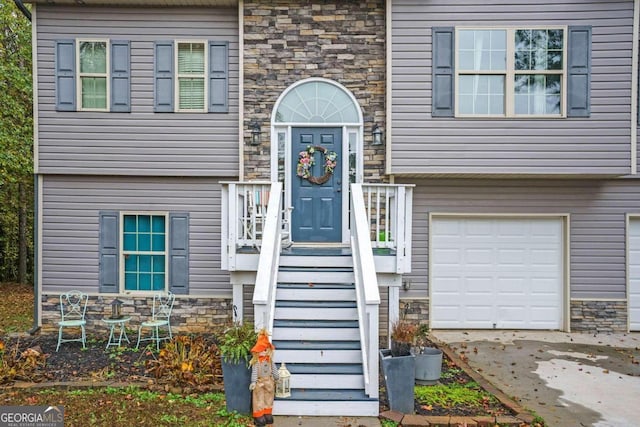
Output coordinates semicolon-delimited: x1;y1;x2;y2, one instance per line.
174;40;208;113
454;26;568;119
119;211;169;295
76;38;110;112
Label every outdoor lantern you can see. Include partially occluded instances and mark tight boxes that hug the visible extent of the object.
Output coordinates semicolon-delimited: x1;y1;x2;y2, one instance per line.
249;120;261;146
275;362;291;398
372;124;383;146
110;298;123;319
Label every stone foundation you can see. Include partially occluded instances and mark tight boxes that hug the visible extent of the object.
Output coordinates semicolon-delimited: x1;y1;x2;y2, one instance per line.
570;300;627;333
400;299;430;326
40;294;233;336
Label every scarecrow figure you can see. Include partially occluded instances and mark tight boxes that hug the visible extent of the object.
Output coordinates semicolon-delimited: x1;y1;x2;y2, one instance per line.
249;329;279;426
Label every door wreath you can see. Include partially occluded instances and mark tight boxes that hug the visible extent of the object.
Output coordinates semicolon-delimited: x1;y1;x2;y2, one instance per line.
296;145;338;185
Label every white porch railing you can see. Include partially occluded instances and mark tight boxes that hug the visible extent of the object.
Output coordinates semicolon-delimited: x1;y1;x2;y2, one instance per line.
350;183;380;399
252;182;283;333
361;183;414;274
221;181;275;271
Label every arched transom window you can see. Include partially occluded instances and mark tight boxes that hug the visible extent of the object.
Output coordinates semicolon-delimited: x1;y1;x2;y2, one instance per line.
274;80;360;124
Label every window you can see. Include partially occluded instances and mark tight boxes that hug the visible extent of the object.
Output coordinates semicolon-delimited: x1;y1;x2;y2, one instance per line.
78;40;109;111
154;40;229;113
176;42;207;111
456;28;565;117
122;214;167;292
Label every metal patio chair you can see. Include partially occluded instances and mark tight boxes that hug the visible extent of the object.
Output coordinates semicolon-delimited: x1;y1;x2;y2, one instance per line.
136;292;175;351
56;290;89;352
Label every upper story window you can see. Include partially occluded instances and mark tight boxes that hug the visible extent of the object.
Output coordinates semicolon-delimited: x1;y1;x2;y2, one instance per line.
78;40;109;111
176;42;207;112
154;40;229;113
431;26;590;119
456;28;565;117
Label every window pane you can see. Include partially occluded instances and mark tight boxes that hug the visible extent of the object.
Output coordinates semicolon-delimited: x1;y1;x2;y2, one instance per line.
458;75;504;115
139;273;151;291
153;255;165;273
139;255;151;273
138;233;151;251
124;215;136;233
152;234;165;251
123;233;136;251
179;78;205;110
138;216;150;232
79;41;106;73
152;274;165;291
178;43;205;74
515;29;563;71
81;77;107;109
124;255;136;272
458;30;506;71
514;74;561;115
124;273;137;291
152;216;165;233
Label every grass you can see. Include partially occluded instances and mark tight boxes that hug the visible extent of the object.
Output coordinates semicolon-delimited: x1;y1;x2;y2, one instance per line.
414;381;498;410
0;386;253;427
0;282;33;334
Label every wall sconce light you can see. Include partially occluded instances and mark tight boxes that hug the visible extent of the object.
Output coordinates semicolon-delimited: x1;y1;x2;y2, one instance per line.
249;120;261;146
372;124;383;146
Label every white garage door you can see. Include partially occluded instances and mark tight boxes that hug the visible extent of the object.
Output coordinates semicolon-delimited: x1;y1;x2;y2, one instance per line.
628;218;640;331
431;216;564;329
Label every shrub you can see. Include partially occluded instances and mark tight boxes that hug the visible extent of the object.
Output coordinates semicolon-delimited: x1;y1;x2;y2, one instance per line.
0;340;47;384
217;322;257;365
145;335;221;388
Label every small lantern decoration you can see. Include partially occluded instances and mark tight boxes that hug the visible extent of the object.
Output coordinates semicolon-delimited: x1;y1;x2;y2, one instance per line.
275;362;291;398
110;298;123;319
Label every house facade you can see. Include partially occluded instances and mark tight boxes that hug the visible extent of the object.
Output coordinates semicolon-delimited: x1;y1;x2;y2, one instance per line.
25;0;640;416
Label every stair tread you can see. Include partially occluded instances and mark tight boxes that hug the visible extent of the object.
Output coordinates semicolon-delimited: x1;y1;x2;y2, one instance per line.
273;340;361;350
283;363;363;374
280;247;352;256
279;266;354;272
277;283;354;289
276;389;374;401
276;301;356;308
273;319;359;328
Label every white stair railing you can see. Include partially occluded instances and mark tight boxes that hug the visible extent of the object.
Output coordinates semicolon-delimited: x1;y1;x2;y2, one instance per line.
350;183;380;399
252;182;283;333
362;183;414;274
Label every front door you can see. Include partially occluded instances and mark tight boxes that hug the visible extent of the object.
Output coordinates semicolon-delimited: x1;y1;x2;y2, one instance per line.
291;127;342;242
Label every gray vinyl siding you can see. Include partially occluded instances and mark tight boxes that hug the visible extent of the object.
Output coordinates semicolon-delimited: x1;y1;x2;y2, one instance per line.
41;175;229;295
35;5;239;176
399;178;640;300
391;0;634;175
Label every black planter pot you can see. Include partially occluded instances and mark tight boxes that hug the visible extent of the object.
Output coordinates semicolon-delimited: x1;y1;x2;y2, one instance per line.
221;359;252;414
380;349;415;414
390;340;412;357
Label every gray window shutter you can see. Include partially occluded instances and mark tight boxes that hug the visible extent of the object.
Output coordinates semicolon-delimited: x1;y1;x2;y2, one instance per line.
169;213;189;295
55;40;76;111
99;211;119;293
111;40;131;112
567;26;591;117
154;41;174;112
431;27;454;117
209;41;229;113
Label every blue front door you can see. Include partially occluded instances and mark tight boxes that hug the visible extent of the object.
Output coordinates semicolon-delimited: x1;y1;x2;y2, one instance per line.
291;127;342;242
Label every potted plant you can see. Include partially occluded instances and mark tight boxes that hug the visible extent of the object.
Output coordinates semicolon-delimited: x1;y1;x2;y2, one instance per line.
218;321;258;414
379;320;418;414
413;323;443;385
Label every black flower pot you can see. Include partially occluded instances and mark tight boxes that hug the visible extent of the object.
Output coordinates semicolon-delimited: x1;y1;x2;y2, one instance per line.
390;340;412;357
221;359;252;414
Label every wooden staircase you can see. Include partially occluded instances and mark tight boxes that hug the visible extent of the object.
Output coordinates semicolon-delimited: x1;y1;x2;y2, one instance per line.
271;248;379;416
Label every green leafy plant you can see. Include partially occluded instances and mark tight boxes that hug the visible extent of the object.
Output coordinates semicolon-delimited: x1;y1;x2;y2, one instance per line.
215;408;250;427
380;419;399;427
414;382;499;409
218;322;257;365
145;335;221;388
0;340;47;384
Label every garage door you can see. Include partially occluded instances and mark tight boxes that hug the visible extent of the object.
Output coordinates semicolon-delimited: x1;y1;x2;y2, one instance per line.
628;218;640;331
431;216;564;329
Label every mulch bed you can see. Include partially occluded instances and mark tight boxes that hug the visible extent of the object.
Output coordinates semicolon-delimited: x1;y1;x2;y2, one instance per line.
2;333;513;418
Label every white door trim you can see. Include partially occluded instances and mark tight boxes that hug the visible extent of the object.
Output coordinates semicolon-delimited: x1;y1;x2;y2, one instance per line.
626;214;640;331
428;213;571;331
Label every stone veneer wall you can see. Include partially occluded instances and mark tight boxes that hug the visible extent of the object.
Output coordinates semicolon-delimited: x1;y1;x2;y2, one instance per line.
570;300;628;333
243;0;386;182
40;294;233;336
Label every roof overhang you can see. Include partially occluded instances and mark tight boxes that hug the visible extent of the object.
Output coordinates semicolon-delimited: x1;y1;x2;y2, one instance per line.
23;0;237;6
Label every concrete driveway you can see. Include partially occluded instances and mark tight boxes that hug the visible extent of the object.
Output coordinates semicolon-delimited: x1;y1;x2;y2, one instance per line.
431;331;640;427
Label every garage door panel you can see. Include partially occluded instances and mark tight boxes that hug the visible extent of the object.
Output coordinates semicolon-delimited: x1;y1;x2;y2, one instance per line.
431;217;564;330
628;219;640;330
